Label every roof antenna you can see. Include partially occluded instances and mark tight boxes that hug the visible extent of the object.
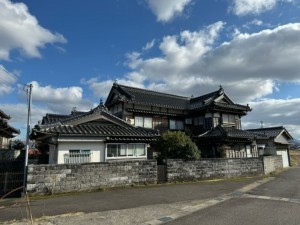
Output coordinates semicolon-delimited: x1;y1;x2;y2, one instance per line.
72;107;77;113
260;121;264;128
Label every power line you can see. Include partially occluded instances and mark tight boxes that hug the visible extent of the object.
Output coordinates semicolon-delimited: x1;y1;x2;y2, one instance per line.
0;66;18;81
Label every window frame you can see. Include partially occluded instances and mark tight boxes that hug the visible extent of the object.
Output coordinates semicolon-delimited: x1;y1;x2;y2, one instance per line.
106;143;147;159
169;119;184;130
134;116;153;128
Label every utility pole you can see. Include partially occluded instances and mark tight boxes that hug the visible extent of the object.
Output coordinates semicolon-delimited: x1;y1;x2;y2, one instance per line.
23;83;33;194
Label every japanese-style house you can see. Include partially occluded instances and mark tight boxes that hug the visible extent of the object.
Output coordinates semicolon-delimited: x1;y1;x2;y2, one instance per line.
247;126;293;167
31;104;159;164
105;82;259;158
0;109;20;160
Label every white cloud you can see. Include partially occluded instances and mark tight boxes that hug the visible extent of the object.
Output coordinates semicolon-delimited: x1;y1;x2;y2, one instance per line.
0;103;54;140
82;73;146;99
243;98;300;139
203;23;300;102
0;65;17;96
142;39;156;51
145;0;192;22
84;22;300;138
231;0;293;16
17;81;93;114
95;22;300;103
126;21;225;84
0;0;67;60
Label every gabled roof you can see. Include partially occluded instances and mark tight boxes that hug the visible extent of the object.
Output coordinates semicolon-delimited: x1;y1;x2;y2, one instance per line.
0;109;20;138
32;104;159;141
190;86;251;113
196;125;266;141
105;83;251;115
247;126;293;140
105;83;190;109
0;122;20;138
0;109;10;119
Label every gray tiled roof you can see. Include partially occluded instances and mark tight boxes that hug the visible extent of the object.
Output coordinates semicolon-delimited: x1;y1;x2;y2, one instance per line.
247;126;292;139
113;84;190;109
0;109;10;119
41;123;158;137
33;105;159;140
107;83;251;114
197;126;266;140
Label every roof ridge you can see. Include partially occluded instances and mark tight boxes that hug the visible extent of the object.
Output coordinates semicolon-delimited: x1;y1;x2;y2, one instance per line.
190;89;220;102
247;126;284;131
118;84;190;100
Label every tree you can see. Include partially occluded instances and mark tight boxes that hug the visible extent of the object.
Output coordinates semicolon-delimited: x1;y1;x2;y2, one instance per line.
156;131;200;163
12;139;25;150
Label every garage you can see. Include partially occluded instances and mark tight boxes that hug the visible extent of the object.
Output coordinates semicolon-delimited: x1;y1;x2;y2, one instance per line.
277;149;289;168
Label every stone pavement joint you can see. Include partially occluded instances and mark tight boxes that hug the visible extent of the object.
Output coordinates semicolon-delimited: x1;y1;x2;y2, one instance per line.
242;193;300;204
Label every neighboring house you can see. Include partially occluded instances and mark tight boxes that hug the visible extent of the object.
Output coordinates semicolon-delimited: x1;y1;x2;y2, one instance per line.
247;127;293;167
30;104;159;164
196;125;268;158
0;109;20;160
105;82;257;158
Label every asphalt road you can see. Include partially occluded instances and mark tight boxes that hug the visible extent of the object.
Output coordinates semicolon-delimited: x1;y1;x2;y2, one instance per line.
1;167;299;225
166;167;300;225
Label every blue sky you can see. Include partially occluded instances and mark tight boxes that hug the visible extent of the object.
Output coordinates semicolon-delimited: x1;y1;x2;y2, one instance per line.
1;0;300;140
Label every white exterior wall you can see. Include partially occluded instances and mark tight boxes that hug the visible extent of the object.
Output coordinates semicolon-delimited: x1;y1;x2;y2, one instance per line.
276;149;289;167
56;140;105;164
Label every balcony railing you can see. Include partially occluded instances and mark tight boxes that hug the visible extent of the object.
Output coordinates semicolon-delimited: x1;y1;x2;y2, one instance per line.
64;152;92;164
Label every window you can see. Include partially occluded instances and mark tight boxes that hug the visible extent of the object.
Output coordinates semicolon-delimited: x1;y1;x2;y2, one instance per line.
65;149;91;164
144;117;153;128
169;119;184;130
213;117;220;127
222;114;235;124
107;144;118;157
106;143;146;158
136;144;146;156
134;116;153;128
194;117;204;126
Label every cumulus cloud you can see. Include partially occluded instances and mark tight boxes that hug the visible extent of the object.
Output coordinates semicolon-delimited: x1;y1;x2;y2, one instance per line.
230;0;293;16
243;98;300;138
142;39;156;51
0;0;66;60
82;72;146;99
84;22;300;138
115;22;300;102
17;81;93;114
145;0;192;22
0;65;17;96
203;23;300;101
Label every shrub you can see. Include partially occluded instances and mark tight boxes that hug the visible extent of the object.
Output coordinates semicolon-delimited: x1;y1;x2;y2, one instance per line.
156;131;200;163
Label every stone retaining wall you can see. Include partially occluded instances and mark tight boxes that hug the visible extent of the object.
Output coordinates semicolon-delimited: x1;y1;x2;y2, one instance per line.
263;156;283;174
27;160;157;195
166;158;264;182
26;156;284;195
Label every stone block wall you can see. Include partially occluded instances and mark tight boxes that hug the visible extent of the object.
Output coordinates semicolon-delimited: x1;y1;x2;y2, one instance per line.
167;158;264;182
263;156;283;174
27;160;157;195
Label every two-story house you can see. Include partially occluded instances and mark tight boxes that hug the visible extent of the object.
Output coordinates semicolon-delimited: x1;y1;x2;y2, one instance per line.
105;82;260;158
0;109;20;160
